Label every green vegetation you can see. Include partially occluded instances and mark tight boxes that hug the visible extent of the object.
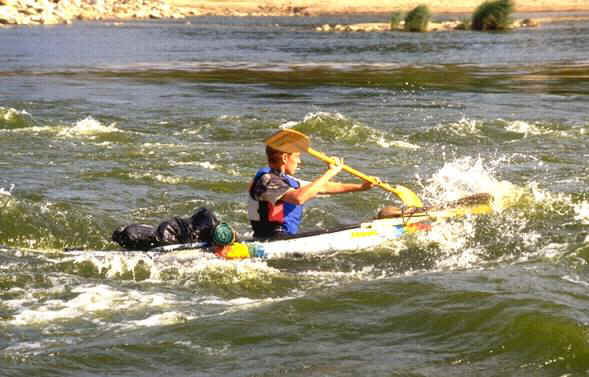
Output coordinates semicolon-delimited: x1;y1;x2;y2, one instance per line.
404;5;432;32
455;17;472;30
472;0;514;31
390;11;403;30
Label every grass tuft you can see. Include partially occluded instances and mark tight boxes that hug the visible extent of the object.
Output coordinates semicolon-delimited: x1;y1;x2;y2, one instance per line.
390;11;403;30
404;5;432;32
472;0;515;31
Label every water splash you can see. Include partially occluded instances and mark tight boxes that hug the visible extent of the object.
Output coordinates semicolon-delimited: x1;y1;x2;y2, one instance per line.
404;156;583;270
445;117;482;137
574;201;589;225
57;116;121;139
59;250;282;286
0;107;35;129
417;156;522;210
280;111;366;143
505;120;552;137
280;111;419;149
425;117;572;145
129;311;193;328
7;283;181;326
1;184;15;197
128;172;186;185
169;160;217;169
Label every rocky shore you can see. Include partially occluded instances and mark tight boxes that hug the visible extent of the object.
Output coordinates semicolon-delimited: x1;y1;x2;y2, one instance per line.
315;18;540;32
173;0;589;17
2;0;589;26
0;0;194;25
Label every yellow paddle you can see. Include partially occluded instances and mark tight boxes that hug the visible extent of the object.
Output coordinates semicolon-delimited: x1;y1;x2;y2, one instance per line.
264;128;424;208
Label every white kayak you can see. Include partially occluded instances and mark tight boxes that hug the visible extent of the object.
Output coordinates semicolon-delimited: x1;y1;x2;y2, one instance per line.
62;193;492;261
153;193;493;260
213;216;431;260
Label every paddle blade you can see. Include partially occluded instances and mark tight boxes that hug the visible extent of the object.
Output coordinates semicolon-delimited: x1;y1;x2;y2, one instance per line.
377;192;492;219
391;184;424;208
264;128;310;153
448;193;492;207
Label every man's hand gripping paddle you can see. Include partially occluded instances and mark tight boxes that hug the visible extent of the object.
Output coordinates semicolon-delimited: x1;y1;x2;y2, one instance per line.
264;128;424;208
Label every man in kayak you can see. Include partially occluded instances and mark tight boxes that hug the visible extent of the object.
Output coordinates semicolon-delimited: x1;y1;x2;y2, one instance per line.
248;145;374;239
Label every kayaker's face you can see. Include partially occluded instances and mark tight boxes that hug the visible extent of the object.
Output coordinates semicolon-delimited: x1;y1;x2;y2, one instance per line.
284;152;301;175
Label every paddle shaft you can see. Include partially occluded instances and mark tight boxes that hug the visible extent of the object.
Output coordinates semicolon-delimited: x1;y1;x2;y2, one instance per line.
306;147;407;196
264;128;423;207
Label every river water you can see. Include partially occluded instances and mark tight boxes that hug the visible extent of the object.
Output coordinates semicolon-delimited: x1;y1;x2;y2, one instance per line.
1;14;589;376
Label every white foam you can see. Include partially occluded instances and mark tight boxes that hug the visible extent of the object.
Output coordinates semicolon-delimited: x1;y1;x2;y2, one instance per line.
3;341;43;356
562;275;589;287
66;250;282;284
505;120;550;137
279;111;347;129
130;311;192;327
536;242;568;259
527;181;576;213
204;295;294;317
73;253;156;280
419;156;520;211
142;142;181;149
298;264;391;283
0;183;15;196
169;160;217;170
280;112;419;150
128;172;184;184
304;111;347;123
173;340;230;356
9;284;175;326
178;128;206;137
1;107;31;121
162;257;281;282
57;116;120;138
405;156;572;270
574;201;589;224
375;137;420;150
279;120;300;129
441;117;481;137
416;218;485;270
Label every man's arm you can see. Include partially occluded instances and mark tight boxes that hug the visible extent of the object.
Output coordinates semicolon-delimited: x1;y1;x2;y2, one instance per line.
281;161;344;205
318;180;373;194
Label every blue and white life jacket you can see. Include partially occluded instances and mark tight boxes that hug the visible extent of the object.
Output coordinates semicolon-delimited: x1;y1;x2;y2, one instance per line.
248;167;303;238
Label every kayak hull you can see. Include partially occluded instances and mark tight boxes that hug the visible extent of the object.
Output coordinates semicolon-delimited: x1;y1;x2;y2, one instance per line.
64;193;493;260
209;218;434;259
